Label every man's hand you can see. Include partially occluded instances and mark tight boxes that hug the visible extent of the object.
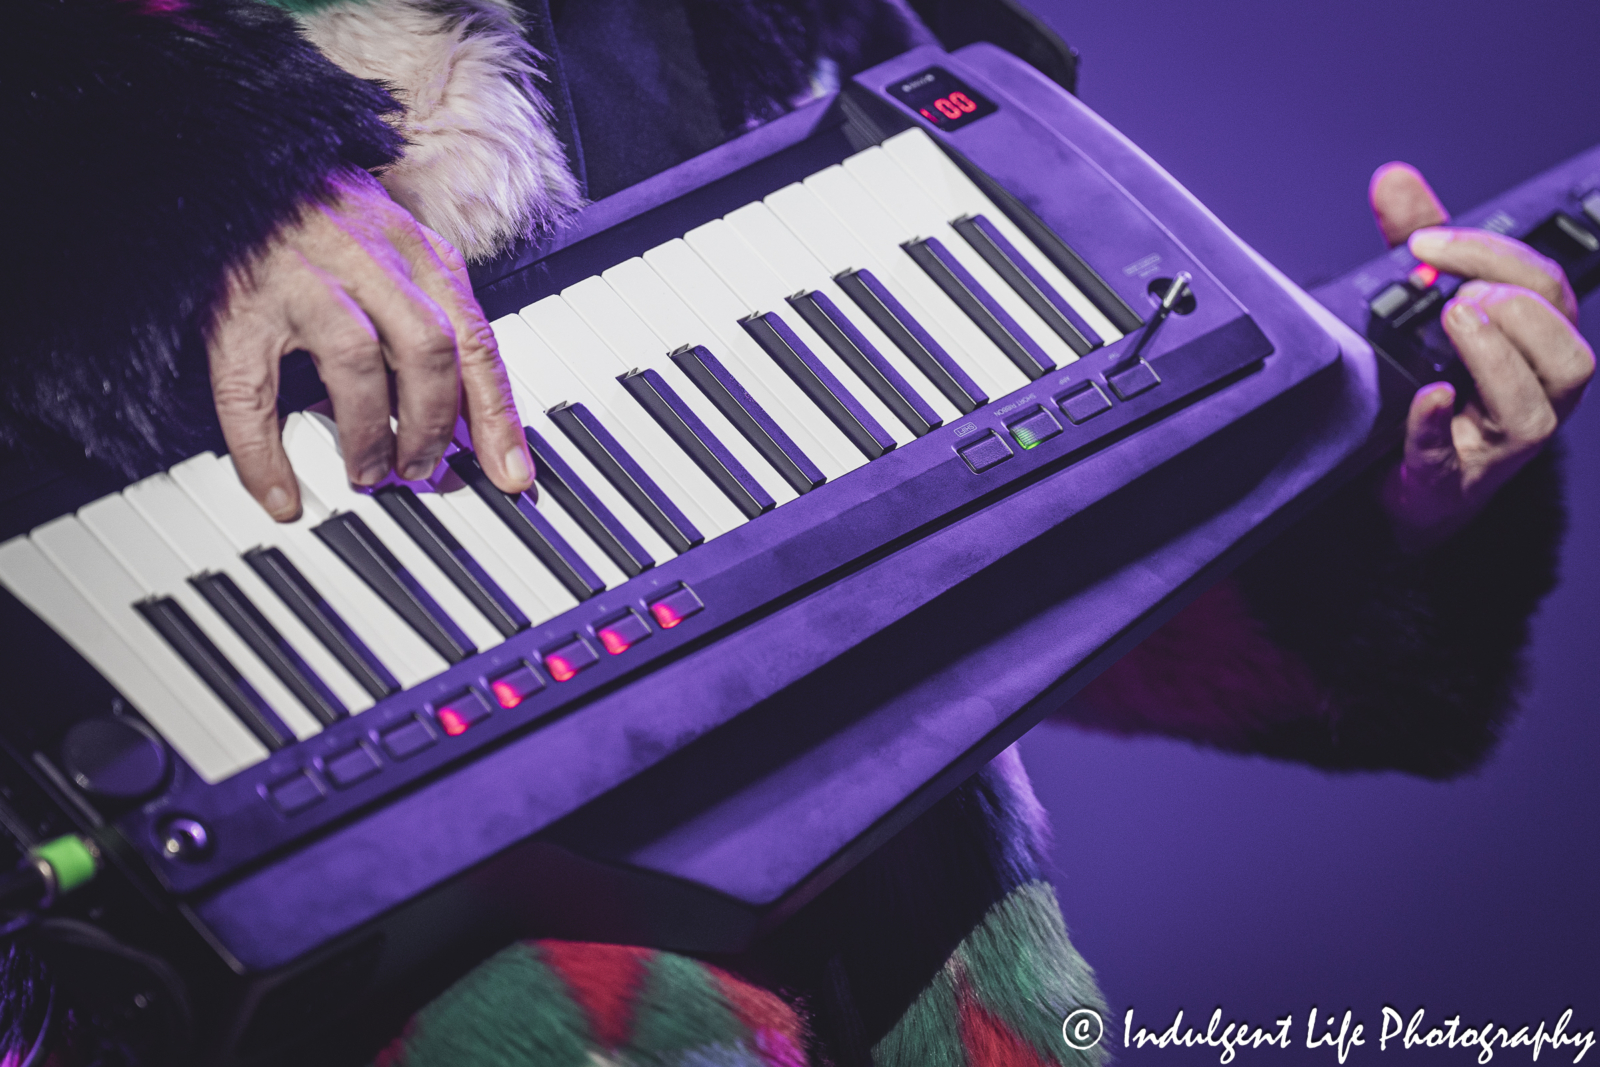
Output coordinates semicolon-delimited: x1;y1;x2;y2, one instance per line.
208;169;535;521
1369;163;1594;553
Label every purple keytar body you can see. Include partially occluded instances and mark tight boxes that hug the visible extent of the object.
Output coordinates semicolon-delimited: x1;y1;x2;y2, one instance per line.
152;41;1389;1054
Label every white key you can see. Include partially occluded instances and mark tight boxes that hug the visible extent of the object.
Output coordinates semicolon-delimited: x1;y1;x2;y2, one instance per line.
682;219;915;448
413;483;571;626
843;147;1080;369
79;493;325;742
723;201;964;426
604;256;842;493
629;242;859;478
562;274;798;507
803;165;1032;397
125;475;373;714
880;128;1123;343
520;295;745;537
284;412;505;653
0;534;263;783
763;181;1006;401
169;453;446;689
493;314;673;571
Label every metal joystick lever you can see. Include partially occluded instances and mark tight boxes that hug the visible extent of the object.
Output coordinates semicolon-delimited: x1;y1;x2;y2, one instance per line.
1115;272;1192;372
1104;272;1191;400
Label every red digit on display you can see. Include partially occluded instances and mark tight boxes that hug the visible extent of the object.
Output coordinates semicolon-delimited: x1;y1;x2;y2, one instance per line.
920;108;936;122
935;97;963;120
950;91;977;114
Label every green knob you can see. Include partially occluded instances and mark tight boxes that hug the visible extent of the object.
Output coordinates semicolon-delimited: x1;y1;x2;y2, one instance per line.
30;835;99;895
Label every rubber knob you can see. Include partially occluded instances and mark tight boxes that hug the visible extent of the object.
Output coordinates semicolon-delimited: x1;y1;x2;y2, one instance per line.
61;717;169;799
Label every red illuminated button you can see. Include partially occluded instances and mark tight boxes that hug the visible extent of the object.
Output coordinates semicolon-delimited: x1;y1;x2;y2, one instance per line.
1408;263;1439;289
597;611;652;655
435;691;491;736
648;586;704;629
544;637;599;682
490;664;545;708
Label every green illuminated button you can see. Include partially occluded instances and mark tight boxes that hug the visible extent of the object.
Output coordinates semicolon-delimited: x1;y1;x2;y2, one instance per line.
1007;408;1061;450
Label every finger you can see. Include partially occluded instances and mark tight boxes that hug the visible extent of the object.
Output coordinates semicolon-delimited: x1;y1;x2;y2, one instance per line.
1401;381;1458;485
1409;228;1578;322
409;224;534;493
287;263;393;485
1441;295;1558;452
336;244;462;482
209;301;302;522
1465;281;1596;422
1370;162;1449;247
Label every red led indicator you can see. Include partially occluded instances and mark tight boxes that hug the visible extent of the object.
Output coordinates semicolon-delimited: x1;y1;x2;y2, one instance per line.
598;628;631;655
650;602;684;628
438;707;470;736
923;92;979;124
546;655;577;682
491;680;523;709
1409;263;1439;288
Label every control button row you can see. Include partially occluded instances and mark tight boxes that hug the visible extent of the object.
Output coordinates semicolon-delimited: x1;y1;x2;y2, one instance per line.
956;373;1149;474
261;585;708;817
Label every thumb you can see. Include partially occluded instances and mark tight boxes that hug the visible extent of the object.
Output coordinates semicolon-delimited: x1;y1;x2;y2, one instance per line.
1402;381;1458;484
1370;162;1450;248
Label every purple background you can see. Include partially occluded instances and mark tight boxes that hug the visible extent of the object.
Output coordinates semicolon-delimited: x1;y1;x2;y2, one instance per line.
1013;0;1600;1060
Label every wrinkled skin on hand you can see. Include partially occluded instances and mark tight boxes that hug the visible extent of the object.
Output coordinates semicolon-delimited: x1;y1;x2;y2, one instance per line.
1370;163;1595;553
207;169;534;521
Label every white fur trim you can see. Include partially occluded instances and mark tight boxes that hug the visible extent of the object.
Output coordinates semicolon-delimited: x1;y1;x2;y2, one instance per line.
295;0;585;261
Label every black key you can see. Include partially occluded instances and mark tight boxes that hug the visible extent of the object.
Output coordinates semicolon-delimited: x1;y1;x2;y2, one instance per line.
375;485;528;638
620;368;775;520
952;215;1099;355
245;546;399;700
446;450;607;602
136;596;293;750
313;512;475;664
903;236;1054;381
834;268;987;414
741;311;898;461
953;165;1144;334
787;290;942;437
548;402;703;556
524;427;654;579
670;344;826;497
191;571;347;726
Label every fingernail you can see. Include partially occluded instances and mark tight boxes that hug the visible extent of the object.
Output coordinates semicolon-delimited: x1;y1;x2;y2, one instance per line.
503;445;532;487
1408;228;1448;258
1447;300;1486;331
354;463;388;487
1420;381;1455;407
264;484;295;520
402;456;439;482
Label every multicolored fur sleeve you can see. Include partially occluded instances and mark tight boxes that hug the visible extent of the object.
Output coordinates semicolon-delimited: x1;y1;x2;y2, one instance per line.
1063;447;1565;779
7;0;405;477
